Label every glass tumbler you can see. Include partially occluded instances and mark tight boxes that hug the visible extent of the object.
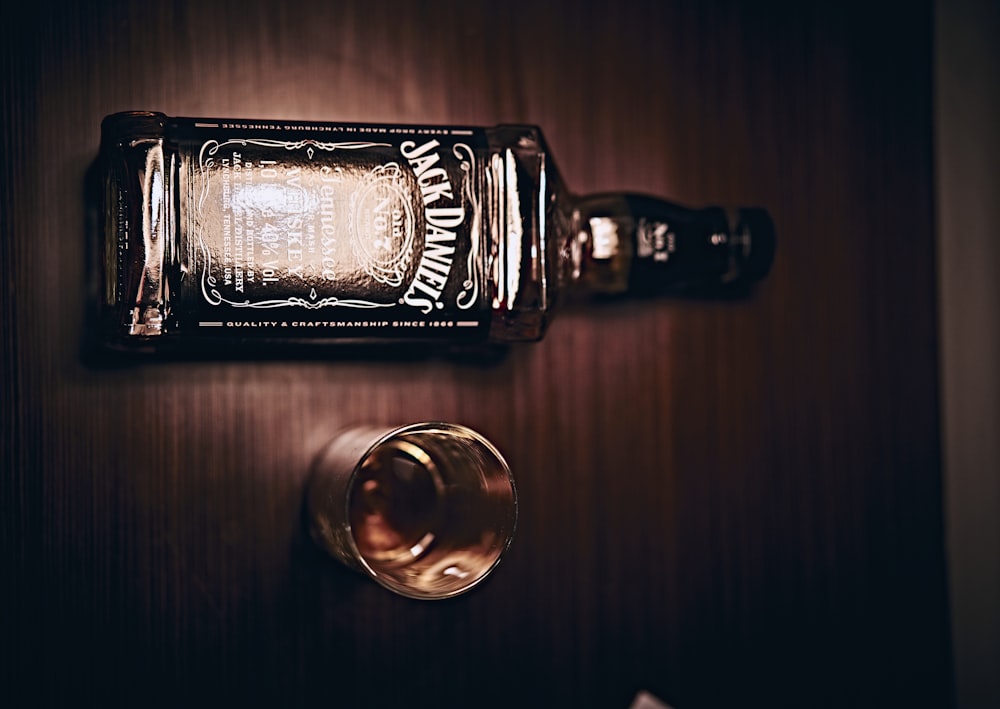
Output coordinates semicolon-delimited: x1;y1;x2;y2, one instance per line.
307;422;517;600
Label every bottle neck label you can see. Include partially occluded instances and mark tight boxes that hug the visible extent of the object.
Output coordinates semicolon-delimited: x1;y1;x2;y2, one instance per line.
173;119;489;340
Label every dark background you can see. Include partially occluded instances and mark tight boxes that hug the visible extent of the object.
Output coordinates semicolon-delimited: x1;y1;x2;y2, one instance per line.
1;1;961;707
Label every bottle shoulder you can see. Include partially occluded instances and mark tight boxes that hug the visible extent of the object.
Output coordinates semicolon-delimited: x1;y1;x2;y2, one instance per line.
480;125;574;342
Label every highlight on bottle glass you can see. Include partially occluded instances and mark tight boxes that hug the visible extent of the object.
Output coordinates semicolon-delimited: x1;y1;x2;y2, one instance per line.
307;422;517;600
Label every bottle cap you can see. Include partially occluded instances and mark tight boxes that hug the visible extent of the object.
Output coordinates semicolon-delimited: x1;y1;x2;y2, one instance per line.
733;207;776;284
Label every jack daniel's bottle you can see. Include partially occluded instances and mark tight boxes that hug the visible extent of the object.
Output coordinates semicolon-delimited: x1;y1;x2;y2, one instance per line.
92;111;774;353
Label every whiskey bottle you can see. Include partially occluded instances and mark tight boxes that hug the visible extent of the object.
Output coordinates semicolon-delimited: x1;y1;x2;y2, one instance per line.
91;111;774;354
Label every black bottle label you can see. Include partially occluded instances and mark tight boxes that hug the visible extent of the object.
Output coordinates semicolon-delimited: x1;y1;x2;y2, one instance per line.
172;119;489;340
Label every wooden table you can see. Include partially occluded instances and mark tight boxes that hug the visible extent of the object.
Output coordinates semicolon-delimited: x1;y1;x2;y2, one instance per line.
1;1;953;706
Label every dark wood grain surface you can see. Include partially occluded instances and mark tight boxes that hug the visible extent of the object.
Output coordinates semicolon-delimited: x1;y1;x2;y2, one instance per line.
1;1;952;707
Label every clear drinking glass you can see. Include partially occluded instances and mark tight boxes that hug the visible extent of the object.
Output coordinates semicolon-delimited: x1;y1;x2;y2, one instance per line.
307;422;517;600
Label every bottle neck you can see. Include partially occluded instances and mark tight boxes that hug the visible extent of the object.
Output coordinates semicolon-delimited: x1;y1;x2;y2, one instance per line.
562;193;775;297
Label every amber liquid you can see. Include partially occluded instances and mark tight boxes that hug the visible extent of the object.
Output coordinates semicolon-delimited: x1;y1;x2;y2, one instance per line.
347;433;511;597
349;439;444;565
